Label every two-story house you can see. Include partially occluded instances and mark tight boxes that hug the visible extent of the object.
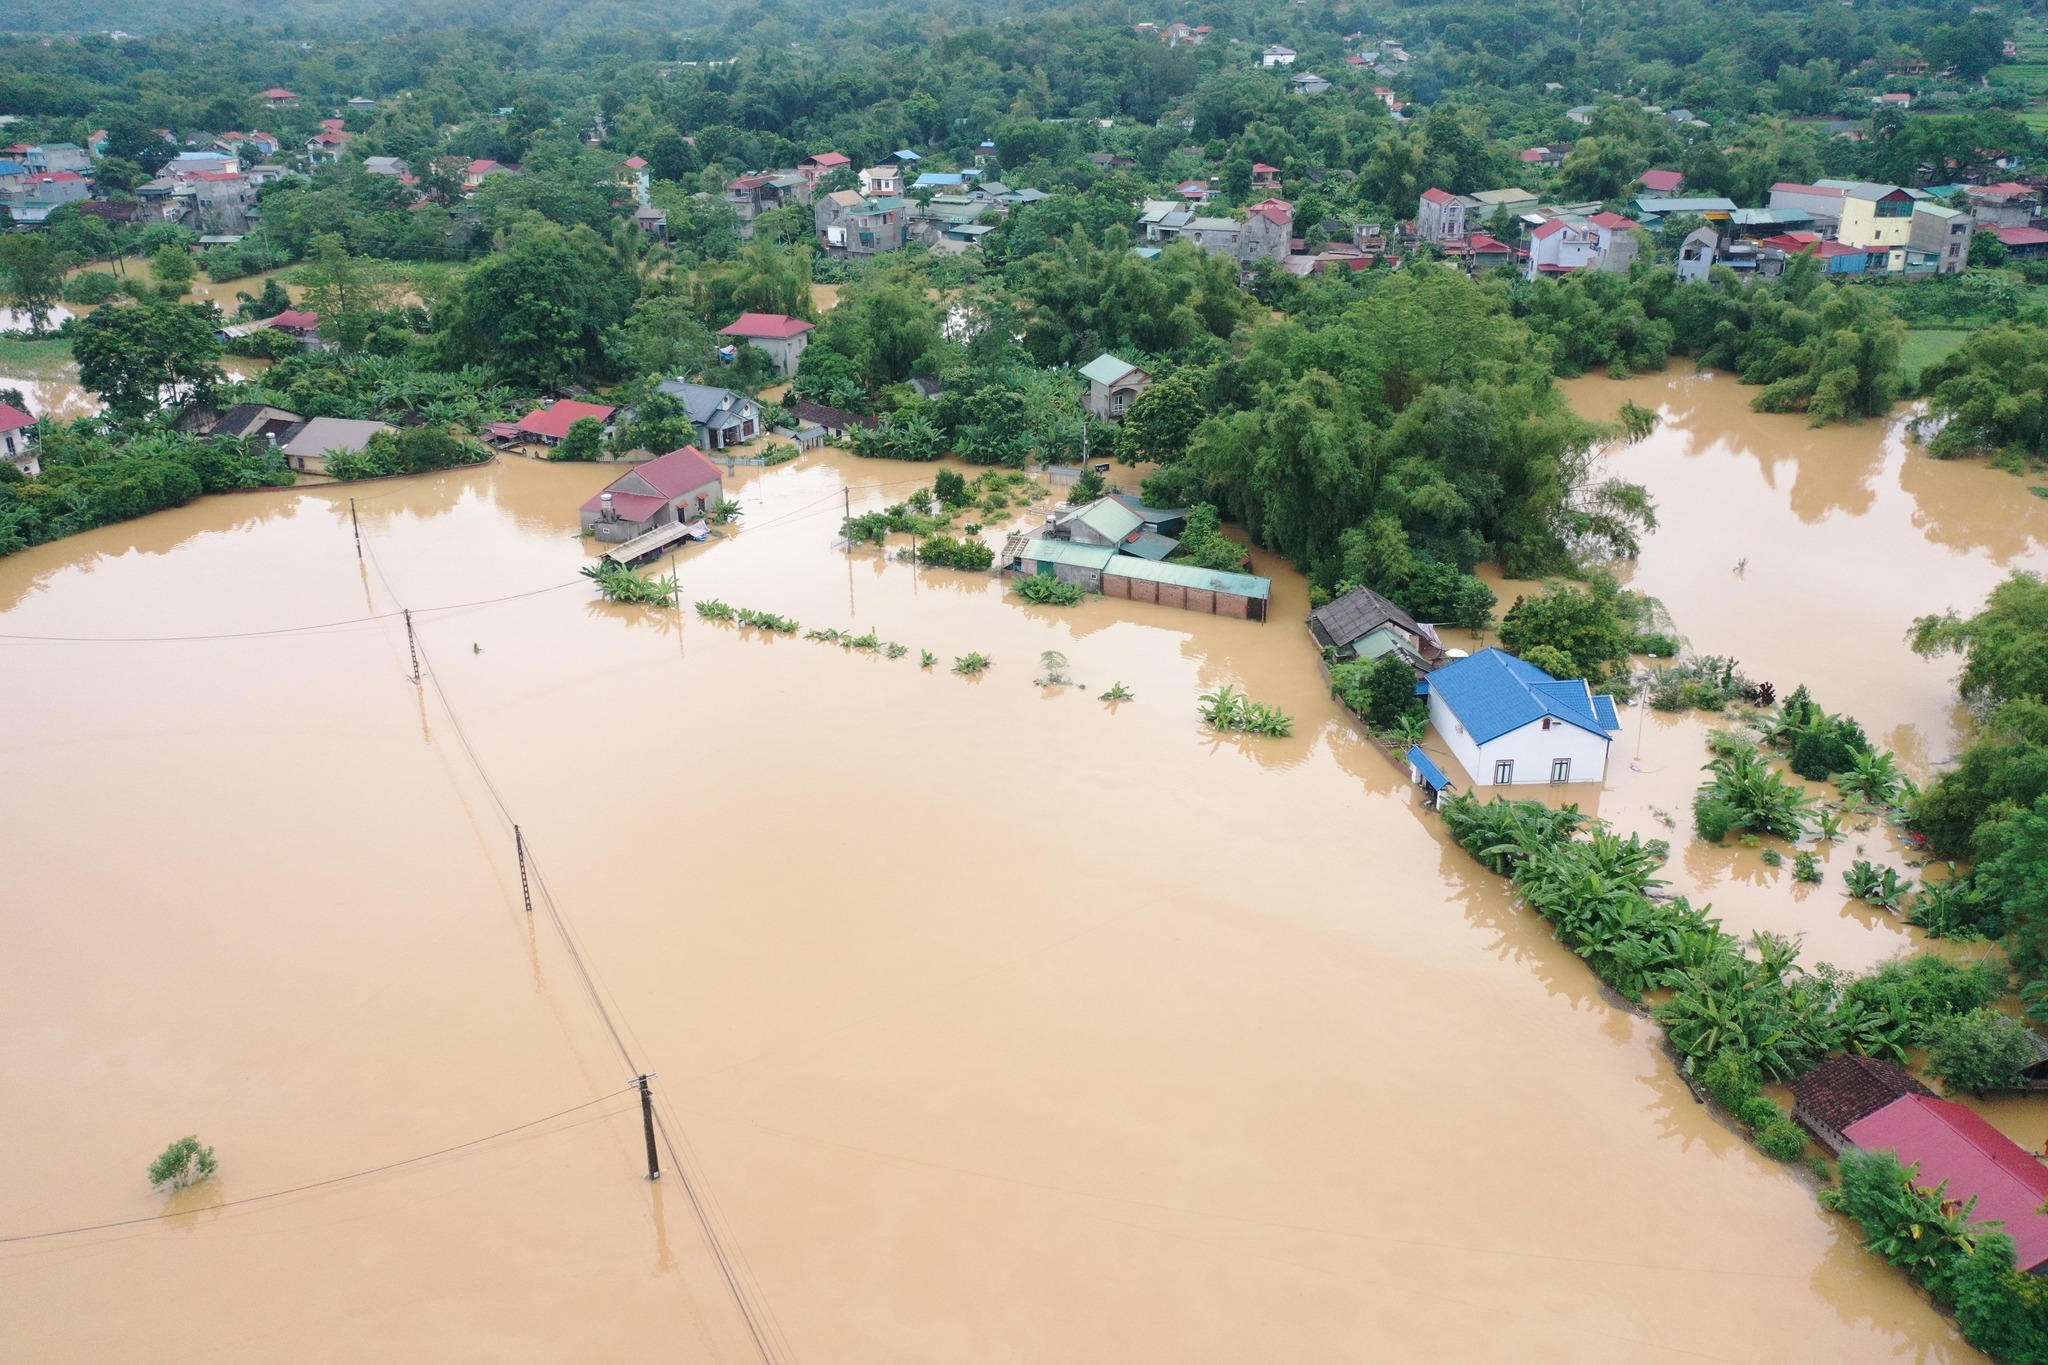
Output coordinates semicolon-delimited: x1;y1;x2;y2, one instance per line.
1417;188;1480;243
816;191;908;256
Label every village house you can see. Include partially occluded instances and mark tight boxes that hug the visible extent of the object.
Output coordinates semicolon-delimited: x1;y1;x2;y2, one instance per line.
1006;530;1272;621
263;87;298;107
1992;224;2048;259
1676;224;1720;283
1160;21;1210;45
24;143;90;174
1251;162;1283;190
796;151;850;187
1423;648;1621;787
207;403;305;444
1834;182;1924;250
463;159;518;190
1416;188;1482;242
1842;1094;2048;1273
1768;181;1848;227
1787;1054;1934;1156
1519;145;1570;168
279;417;394;476
0;402;40;477
1637;168;1684;195
725;171;810;234
1290;73;1332;95
1909;202;1970;274
656;381;762;451
1470;186;1539;220
859;164;905;197
1306;585;1442;668
716;313;813;376
1525;211;1641;278
789;399;874;438
1045;494;1190;562
1260;45;1297;68
1630;195;1739;224
306;131;347;165
363;156;409;177
580;445;726;545
816;189;909;256
1964;182;2039;229
515;398;617;449
1079;354;1153;422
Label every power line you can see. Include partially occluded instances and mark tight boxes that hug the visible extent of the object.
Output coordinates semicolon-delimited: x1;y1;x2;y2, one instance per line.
0;1087;637;1246
367;539;791;1365
0;581;579;644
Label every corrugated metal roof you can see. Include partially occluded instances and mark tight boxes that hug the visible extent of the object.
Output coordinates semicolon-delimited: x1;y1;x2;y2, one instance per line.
1845;1095;2048;1271
1423;648;1618;744
1104;556;1271;599
1069;498;1144;543
1079;354;1140;386
1016;539;1118;570
1307;585;1420;651
1405;746;1453;791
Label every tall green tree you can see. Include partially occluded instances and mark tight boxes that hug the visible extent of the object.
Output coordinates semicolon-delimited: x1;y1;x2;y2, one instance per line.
71;302;225;419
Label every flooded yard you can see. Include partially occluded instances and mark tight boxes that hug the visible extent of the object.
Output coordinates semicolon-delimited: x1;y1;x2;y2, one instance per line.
0;425;1989;1361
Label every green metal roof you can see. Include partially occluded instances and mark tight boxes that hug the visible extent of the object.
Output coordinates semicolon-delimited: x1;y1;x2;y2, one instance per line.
1122;531;1179;560
1105;556;1271;599
1071;498;1144;543
1079;354;1140;386
1015;538;1118;570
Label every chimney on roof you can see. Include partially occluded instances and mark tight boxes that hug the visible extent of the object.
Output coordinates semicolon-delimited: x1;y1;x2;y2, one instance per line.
600;492;615;520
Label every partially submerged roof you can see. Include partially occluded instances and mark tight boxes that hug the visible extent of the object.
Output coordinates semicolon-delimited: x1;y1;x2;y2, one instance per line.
1016;538;1119;570
1063;496;1145;544
1406;746;1453;791
517;399;616;440
1424;648;1621;743
656;381;755;427
582;445;721;514
1789;1054;1934;1135
281;417;391;458
1308;585;1421;652
718;312;814;340
1846;1094;2048;1272
1105;555;1271;600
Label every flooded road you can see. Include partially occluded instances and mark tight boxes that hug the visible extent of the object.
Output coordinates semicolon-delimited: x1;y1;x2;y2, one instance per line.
0;445;1982;1361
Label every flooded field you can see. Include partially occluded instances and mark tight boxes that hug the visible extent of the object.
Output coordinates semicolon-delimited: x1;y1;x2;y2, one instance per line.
0;422;1990;1361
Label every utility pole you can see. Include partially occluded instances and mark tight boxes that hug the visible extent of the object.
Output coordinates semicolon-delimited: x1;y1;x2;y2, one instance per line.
843;486;851;553
403;609;420;684
636;1074;661;1180
514;825;533;914
349;498;362;559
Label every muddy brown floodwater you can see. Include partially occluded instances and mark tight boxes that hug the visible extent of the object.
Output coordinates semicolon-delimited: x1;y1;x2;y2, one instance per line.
0;433;1988;1359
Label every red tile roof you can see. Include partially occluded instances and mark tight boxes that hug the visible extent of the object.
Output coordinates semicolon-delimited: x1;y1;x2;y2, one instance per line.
718;312;815;340
1639;169;1683;193
1467;232;1509;252
583;490;669;522
1993;225;2048;246
1420;187;1458;205
1819;240;1876;258
518;399;617;440
1588;211;1642;230
1789;1055;1934;1135
624;156;647;169
633;445;723;498
1846;1095;2048;1272
0;401;33;433
1252;162;1280;174
267;310;320;332
262;87;296;99
1772;181;1844;198
1248;197;1294;225
1531;218;1573;239
803;152;850;168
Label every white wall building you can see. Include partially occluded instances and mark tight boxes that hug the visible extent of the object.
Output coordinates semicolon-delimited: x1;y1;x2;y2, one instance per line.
1424;648;1621;787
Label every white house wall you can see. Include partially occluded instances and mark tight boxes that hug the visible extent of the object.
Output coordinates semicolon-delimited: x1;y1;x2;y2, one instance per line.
1428;693;1612;787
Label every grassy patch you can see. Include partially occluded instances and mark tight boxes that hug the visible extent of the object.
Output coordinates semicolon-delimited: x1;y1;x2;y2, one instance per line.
1900;329;1971;386
0;336;74;380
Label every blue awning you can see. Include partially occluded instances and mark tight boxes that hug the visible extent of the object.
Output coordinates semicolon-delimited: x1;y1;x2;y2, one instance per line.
1406;746;1453;792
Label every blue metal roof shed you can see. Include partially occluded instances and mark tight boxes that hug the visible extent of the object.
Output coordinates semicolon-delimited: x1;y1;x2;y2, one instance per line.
1405;746;1453;792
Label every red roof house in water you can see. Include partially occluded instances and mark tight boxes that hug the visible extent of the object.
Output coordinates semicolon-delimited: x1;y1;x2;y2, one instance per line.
1844;1095;2048;1272
717;312;816;376
516;399;618;445
579;445;725;544
1639;169;1684;194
